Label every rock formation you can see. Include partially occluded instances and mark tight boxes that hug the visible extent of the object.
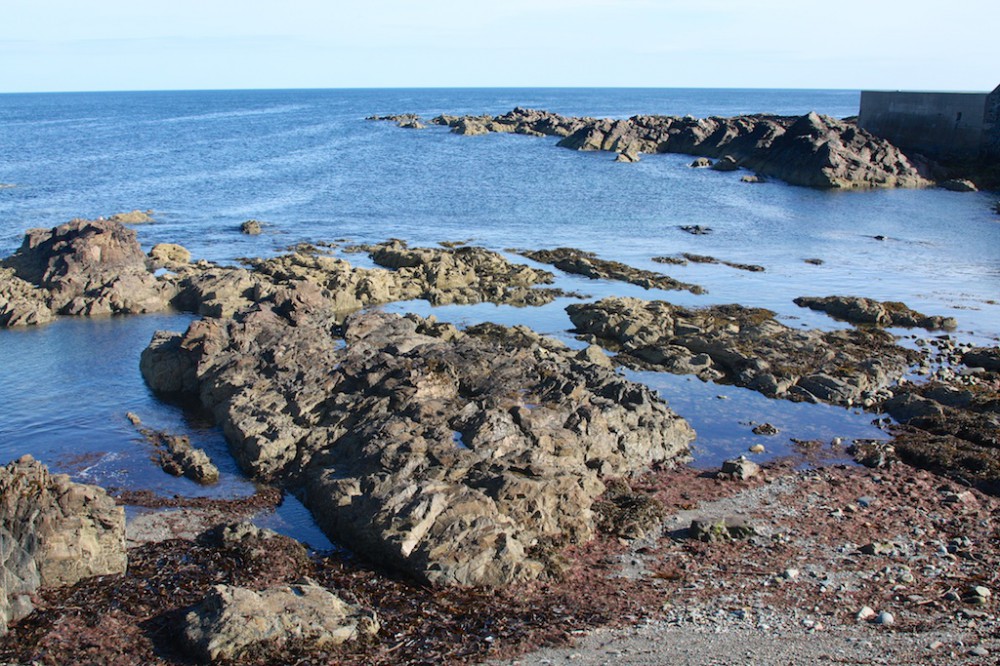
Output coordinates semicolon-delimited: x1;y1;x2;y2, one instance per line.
141;304;694;586
374;108;932;189
794;295;956;330
0;456;126;634
182;582;379;662
518;247;704;294
568;297;917;407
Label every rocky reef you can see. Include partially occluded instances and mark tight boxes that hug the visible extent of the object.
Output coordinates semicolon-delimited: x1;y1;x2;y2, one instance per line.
141;304;694;585
794;295;957;330
568;296;917;407
1;456;126;634
518;247;704;294
373;107;933;189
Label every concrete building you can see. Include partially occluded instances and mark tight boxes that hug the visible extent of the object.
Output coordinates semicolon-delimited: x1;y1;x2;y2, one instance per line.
859;84;1000;162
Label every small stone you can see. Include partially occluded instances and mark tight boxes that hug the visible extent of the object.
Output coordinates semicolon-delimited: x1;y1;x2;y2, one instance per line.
856;606;876;621
969;646;990;657
126;412;142;426
972;586;991;599
875;611;894;625
748;444;766;454
751;422;779;436
857;496;875;508
782;568;800;580
928;640;944;650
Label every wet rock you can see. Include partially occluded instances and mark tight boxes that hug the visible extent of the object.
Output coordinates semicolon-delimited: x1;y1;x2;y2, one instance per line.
567;297;916;407
719;456;760;481
1;218;175;322
615;146;641;163
940;178;978;192
680;253;765;272
1;456;126;634
962;346;1000;371
149;243;191;268
689;516;756;542
752;423;779;436
804;258;824;265
710;155;740;172
405;108;932;189
689;157;713;168
793;295;956;330
141;309;694;586
240;219;263;235
679;225;712;235
518;247;703;294
106;209;154;225
740;174;767;183
134;423;219;485
181;582;379;663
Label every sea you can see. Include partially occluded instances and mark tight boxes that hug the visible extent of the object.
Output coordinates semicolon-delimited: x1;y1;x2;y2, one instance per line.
1;88;998;548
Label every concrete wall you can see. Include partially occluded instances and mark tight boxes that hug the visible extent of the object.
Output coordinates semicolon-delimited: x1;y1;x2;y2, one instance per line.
983;85;1000;160
859;91;988;161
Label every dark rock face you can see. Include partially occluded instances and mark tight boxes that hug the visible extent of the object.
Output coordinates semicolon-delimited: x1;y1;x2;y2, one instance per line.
1;218;175;321
568;296;916;407
1;456;126;634
374;107;933;189
142;305;694;586
794;295;957;330
518;247;704;294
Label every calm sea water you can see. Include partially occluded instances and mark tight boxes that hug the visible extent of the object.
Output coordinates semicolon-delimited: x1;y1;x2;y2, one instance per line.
1;88;998;543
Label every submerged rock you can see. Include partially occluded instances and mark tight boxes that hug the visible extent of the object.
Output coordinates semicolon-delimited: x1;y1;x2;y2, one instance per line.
794;295;956;330
141;308;694;586
568;296;916;407
239;219;263;235
1;456;126;634
106;209;155;225
182;582;379;663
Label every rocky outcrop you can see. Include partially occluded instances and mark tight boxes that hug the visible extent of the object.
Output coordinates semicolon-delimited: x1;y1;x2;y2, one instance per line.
239;219;262;235
182;582;379;663
142;305;694;586
106;209;154;225
518;248;703;294
375;108;932;189
568;296;917;407
1;456;126;634
1;222;565;328
1;218;176;321
130;416;219;484
794;295;956;330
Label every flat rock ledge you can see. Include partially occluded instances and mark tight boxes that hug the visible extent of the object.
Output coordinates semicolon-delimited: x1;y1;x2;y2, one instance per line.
0;219;566;328
182;582;379;663
0;456;126;635
794;295;956;330
142;304;694;586
568;296;918;407
518;247;704;294
374;107;932;190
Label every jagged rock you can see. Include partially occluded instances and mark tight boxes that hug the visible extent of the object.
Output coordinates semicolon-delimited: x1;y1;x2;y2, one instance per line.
387;108;932;190
182;582;379;663
940;179;978;192
0;267;53;327
690;157;713;168
567;296;916;407
149;243;191;268
141;309;694;586
711;155;740;172
106;209;154;225
1;218;175;320
240;219;263;235
133;421;219;484
794;295;956;330
517;247;704;294
740;174;767;183
1;456;126;634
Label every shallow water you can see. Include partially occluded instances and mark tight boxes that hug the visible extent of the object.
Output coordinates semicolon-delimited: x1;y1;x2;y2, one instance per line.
1;88;998;541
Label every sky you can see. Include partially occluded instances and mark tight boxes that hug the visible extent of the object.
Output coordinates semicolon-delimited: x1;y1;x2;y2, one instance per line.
2;0;997;93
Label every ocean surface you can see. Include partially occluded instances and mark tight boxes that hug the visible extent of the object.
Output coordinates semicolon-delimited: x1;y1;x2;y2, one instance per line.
1;88;998;547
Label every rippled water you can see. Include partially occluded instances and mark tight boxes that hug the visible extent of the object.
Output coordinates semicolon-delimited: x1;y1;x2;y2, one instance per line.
1;88;998;541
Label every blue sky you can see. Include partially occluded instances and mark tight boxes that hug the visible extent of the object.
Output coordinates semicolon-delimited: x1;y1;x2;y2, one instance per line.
2;0;997;93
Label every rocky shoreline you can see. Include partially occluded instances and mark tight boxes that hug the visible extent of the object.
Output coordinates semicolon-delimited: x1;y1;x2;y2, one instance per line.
2;217;998;663
371;108;936;189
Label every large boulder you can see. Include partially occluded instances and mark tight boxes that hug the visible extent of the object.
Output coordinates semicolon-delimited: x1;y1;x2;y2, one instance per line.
141;305;694;586
182;582;378;663
2;218;175;320
1;456;126;634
